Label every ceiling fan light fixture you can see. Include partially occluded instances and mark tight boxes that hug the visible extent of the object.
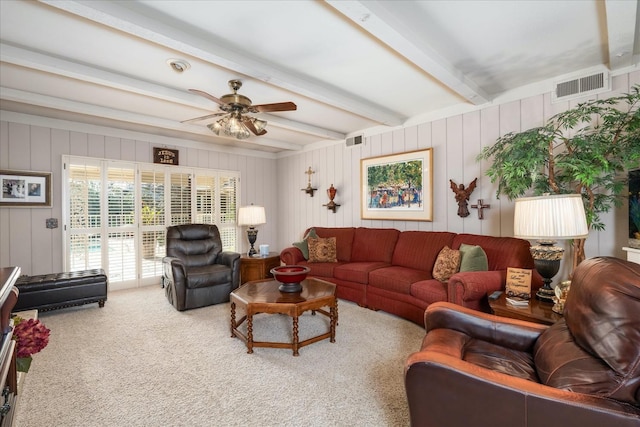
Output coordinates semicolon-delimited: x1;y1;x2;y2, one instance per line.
207;121;223;136
252;117;268;133
208;114;251;140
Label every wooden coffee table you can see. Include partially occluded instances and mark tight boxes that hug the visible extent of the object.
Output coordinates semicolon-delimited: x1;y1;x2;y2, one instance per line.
230;277;338;356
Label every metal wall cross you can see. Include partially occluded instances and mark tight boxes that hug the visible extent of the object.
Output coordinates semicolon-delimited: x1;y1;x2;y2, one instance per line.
471;199;491;219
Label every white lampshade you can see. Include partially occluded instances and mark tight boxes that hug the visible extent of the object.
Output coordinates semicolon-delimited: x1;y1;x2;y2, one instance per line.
238;204;266;226
513;194;589;240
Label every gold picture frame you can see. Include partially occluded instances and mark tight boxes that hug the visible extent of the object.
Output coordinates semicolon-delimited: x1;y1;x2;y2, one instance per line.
0;169;52;207
360;149;433;221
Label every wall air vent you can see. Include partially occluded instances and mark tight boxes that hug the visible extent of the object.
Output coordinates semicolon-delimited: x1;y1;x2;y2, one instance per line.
552;70;610;103
346;134;363;147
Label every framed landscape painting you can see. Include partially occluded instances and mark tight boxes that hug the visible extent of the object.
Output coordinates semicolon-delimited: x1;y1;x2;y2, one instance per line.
0;170;52;207
361;149;433;221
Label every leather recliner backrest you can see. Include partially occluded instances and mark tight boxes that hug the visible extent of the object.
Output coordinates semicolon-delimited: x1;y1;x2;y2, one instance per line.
166;224;223;268
564;256;640;404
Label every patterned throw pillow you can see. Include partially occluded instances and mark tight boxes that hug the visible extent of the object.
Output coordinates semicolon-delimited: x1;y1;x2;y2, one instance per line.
432;246;461;282
307;237;337;263
292;228;318;260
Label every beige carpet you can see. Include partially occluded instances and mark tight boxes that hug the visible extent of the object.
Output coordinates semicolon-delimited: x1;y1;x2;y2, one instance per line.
13;285;424;427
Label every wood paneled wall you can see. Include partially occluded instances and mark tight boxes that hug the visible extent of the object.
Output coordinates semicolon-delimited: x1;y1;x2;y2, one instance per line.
276;71;639;281
0;124;278;276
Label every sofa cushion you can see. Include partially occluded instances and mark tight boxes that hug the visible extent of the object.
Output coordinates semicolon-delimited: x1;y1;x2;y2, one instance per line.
308;237;337;263
458;244;488;272
292;228;317;260
369;266;432;294
312;227;356;262
392;231;456;271
410;279;448;304
334;262;390;284
297;260;344;278
351;227;400;262
432;246;461;282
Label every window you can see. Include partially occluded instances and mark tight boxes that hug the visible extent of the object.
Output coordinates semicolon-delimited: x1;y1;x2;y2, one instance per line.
63;156;240;289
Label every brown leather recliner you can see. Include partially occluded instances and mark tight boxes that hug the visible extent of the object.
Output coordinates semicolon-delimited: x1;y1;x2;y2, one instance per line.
163;224;240;311
405;256;640;427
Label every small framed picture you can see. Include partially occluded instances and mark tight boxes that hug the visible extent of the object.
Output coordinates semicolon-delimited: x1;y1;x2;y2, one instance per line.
506;267;532;299
0;170;52;207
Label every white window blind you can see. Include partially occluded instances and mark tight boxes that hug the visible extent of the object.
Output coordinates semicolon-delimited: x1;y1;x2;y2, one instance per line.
63;156;240;288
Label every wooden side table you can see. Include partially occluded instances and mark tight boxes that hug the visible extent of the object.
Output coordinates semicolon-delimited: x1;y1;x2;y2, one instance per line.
240;252;281;284
489;293;562;326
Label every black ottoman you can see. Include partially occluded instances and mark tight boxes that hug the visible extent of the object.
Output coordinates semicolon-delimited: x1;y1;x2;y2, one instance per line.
14;269;108;312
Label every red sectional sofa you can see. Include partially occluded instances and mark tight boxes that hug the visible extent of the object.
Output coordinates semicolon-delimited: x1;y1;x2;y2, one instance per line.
280;227;541;325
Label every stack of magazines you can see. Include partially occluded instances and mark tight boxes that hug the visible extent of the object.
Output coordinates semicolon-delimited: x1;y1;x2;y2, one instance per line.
506;296;529;307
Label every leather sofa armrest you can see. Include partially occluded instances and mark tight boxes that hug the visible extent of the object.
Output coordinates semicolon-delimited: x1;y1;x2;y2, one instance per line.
425;302;547;351
405;350;640;427
447;270;505;307
163;256;186;283
280;247;305;265
217;251;240;268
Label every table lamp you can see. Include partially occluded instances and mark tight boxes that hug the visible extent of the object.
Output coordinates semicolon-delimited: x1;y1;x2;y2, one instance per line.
238;204;266;256
513;194;589;301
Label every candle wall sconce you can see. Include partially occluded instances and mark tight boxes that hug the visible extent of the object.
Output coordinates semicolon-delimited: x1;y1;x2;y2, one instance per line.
301;166;318;197
323;184;340;213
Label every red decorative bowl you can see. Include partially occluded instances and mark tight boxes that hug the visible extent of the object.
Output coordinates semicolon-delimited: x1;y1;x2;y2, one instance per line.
270;265;311;293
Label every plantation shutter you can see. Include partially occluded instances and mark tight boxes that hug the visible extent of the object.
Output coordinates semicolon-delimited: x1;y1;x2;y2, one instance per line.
170;172;192;225
66;163;103;271
218;175;238;251
106;166;137;284
140;168;166;280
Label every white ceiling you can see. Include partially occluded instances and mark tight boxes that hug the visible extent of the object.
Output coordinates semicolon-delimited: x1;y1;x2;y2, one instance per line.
1;0;638;154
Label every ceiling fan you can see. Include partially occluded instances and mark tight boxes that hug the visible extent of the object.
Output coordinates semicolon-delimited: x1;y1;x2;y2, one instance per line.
182;79;297;140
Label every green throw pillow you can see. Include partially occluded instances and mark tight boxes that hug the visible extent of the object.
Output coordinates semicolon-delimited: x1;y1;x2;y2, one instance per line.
459;244;488;272
292;228;317;260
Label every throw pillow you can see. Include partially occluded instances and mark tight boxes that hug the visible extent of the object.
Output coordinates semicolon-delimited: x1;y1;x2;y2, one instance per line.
307;237;337;263
459;244;489;272
292;228;318;260
432;246;461;282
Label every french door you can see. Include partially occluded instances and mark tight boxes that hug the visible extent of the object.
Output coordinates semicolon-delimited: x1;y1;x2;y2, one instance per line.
62;156;239;290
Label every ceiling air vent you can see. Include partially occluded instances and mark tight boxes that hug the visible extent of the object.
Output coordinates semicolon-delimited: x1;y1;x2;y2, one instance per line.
552;71;610;103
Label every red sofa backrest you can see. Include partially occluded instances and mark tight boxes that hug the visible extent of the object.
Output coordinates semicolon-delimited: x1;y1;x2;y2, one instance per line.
452;233;534;271
392;231;456;272
351;227;400;262
307;227;356;262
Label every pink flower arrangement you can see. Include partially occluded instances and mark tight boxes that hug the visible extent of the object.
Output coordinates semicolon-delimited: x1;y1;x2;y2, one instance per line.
13;317;50;358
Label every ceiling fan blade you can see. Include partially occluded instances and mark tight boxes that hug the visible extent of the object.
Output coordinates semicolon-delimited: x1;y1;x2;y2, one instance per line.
180;112;226;124
251;102;297;113
243;117;267;136
188;89;224;105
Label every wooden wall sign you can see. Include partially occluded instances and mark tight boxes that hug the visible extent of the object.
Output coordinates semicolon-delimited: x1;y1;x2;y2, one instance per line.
153;147;179;165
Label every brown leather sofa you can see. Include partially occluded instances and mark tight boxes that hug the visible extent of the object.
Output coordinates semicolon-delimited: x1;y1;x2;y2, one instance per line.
404;256;640;427
163;224;240;311
281;227;541;325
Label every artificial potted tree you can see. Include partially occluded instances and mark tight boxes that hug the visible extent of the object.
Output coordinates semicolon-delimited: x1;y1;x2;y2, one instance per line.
477;85;640;271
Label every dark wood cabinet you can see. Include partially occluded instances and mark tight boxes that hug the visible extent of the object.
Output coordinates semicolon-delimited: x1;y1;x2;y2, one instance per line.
0;267;20;427
240;253;281;284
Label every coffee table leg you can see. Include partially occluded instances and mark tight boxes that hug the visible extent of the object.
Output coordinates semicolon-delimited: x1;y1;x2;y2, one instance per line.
230;302;236;338
330;302;337;343
247;314;254;354
292;316;300;356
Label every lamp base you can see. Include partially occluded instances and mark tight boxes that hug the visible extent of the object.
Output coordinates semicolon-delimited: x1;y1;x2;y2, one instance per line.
535;286;556;302
247;227;258;257
531;242;563;304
